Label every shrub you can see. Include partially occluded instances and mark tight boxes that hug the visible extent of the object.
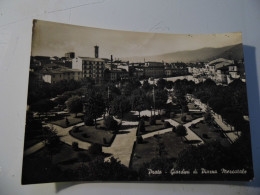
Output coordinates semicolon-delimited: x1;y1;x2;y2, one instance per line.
103;138;107;144
163;121;171;128
136;135;143;144
72;141;79;150
176;125;187;137
202;133;209;139
84;115;94;126
104;116;119;131
149;116;156;125
66;118;70;126
220;132;226;138
191;123;196;128
72;126;80;133
181;115;186;122
172;126;176;132
142;115;149;121
138;119;145;132
89;143;102;155
170;112;175;118
82;133;89;138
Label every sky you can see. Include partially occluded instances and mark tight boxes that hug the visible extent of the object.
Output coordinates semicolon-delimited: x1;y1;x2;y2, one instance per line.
31;20;242;60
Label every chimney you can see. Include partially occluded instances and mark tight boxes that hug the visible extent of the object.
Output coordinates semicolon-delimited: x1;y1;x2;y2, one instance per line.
94;45;99;58
110;55;113;69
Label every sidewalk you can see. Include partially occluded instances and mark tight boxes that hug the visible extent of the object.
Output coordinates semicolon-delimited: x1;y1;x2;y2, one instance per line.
103;121;138;167
183;117;204;146
190;96;240;143
24;141;45;156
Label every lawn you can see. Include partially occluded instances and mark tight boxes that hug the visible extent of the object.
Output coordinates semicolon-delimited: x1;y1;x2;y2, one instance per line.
50;113;84;128
70;120;116;146
22;142;108;184
172;112;203;124
131;132;189;171
190;121;230;147
144;120;165;132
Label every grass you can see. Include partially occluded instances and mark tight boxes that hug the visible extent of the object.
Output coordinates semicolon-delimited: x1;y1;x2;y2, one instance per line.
70;120;116;146
131;132;188;171
190;121;230;147
172;112;202;124
22;142;108;184
144;120;165;132
50;113;83;128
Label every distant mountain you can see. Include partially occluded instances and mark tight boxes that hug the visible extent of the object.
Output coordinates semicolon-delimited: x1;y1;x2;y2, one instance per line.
121;44;244;63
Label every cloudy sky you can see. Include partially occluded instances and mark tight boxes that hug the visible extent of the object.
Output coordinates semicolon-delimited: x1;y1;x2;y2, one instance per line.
32;20;242;59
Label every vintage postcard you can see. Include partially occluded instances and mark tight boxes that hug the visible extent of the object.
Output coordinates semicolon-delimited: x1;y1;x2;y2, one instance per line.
22;20;254;184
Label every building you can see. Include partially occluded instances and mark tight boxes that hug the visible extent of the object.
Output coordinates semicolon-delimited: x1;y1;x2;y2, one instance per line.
72;46;106;84
205;58;245;85
143;62;165;78
72;57;105;83
65;52;75;59
165;63;189;76
104;68;129;82
41;68;82;84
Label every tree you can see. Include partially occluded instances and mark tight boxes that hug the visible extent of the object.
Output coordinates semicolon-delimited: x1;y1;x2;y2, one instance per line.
155;89;168;114
84;91;106;128
66;96;83;117
104;115;119;131
176;125;187;141
156;78;167;89
110;95;131;120
130;89;146;118
43;126;60;162
138;119;145;133
142;80;152;92
30;99;56;117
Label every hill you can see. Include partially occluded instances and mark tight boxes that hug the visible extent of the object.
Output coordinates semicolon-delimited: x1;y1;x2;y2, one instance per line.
121;44;243;63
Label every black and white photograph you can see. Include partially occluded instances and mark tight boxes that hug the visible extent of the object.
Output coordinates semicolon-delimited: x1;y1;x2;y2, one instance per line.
22;20;254;184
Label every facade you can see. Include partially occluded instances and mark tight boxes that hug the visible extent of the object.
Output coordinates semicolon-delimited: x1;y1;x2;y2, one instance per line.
72;57;105;83
205;58;245;85
165;63;189;76
104;69;129;82
143;62;165;78
42;68;82;84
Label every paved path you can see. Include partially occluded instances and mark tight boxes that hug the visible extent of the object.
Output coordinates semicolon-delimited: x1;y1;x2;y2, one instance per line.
212;113;240;142
24;141;45;156
45;122;92;150
142;128;172;139
24;122;91;156
190;96;240;143
103;121;138;167
183;117;205;145
142;118;204;146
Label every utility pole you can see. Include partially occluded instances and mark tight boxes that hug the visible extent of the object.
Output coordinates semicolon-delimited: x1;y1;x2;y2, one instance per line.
153;81;156;116
107;86;110;115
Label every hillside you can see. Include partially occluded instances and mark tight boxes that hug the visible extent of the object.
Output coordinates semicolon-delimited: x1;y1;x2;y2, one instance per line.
122;44;243;63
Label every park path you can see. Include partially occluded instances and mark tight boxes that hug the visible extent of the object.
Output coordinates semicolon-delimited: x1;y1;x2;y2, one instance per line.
45;122;92;150
24;141;45;156
103;121;138;167
190;96;240;143
142;128;172;139
142;118;204;145
24;122;91;156
183;117;205;145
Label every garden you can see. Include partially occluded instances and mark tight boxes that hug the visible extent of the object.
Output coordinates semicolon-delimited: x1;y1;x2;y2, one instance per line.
190;121;230;147
131;131;189;171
